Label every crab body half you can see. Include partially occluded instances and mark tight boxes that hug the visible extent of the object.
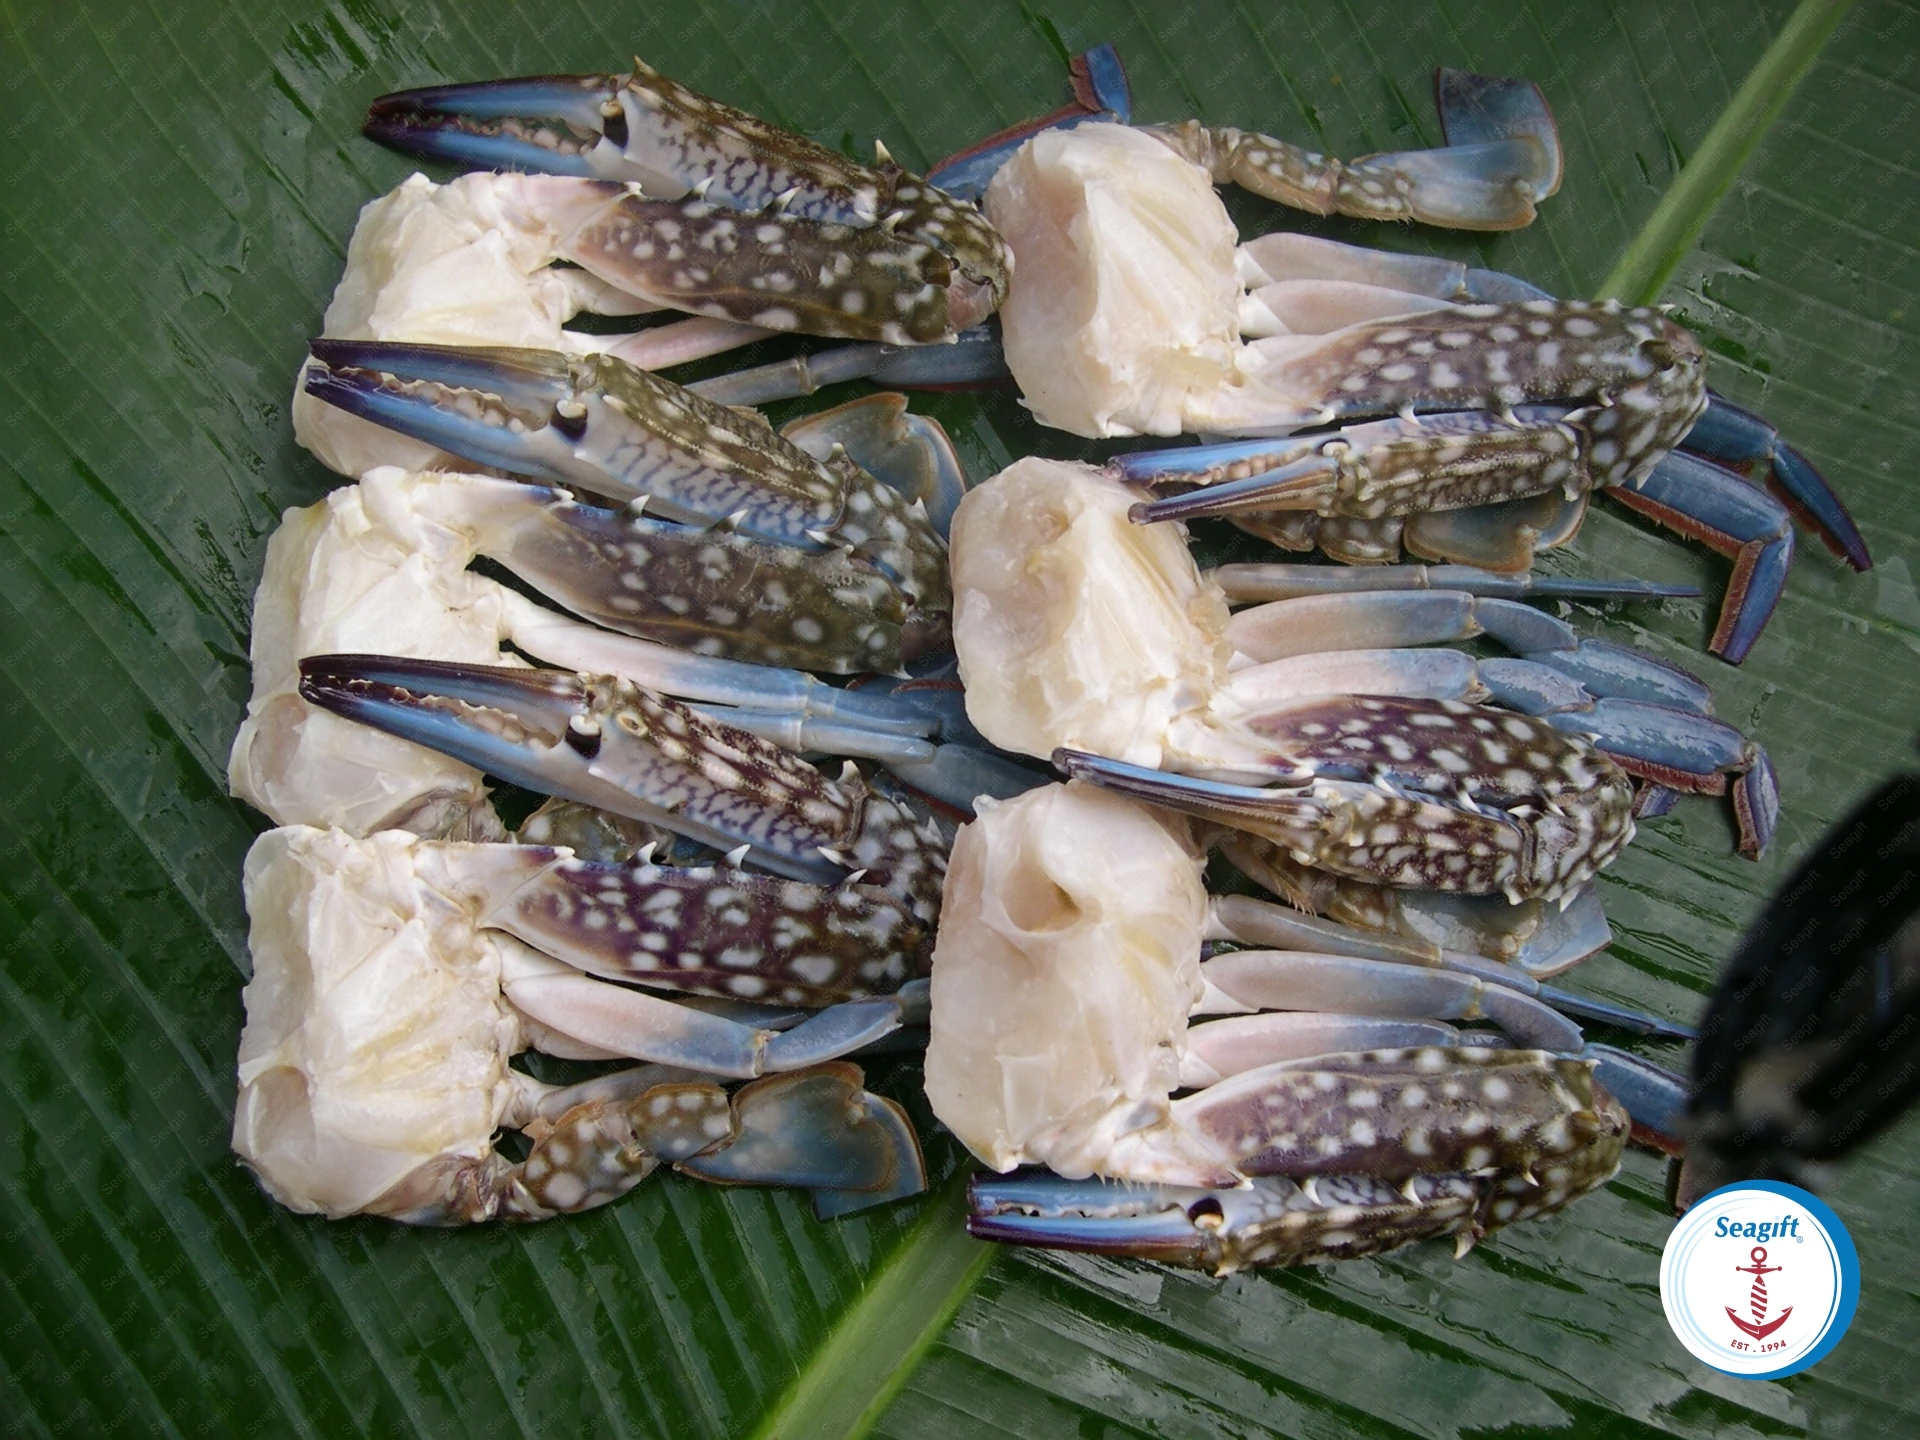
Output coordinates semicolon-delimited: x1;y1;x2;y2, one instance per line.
234;826;925;1222
924;781;1642;1272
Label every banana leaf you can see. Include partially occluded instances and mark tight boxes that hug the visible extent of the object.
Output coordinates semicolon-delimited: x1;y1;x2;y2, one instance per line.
1;0;1915;1435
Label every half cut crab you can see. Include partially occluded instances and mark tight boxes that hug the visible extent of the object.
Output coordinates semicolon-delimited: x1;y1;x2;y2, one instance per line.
234;825;925;1223
924;781;1673;1271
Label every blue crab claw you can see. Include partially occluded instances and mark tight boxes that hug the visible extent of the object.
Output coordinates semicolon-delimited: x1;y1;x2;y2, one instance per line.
1055;701;1635;902
965;1171;1559;1269
297;654;949;913
365;75;624;177
304;340;953;630
366;60;1010;332
968;1045;1629;1271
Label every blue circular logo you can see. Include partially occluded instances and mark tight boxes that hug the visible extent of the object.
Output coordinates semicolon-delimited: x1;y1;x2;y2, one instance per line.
1660;1180;1859;1379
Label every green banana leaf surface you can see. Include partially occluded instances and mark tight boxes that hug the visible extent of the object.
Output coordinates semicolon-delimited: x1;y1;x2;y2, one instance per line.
3;0;1917;1434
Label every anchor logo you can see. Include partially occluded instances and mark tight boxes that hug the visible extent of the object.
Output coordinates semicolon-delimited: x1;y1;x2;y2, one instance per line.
1727;1246;1792;1342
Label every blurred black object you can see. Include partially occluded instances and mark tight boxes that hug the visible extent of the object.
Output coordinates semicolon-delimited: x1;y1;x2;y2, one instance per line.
1678;762;1920;1208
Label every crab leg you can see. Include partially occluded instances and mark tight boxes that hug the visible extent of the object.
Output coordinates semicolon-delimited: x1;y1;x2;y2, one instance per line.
496;593;933;748
1605;448;1795;665
778;391;972;539
683;326;1010;408
1196;950;1584;1051
500;943;919;1079
926;43;1132;200
1210;881;1614;979
1684;393;1870;570
1209;561;1702;606
548;1061;925;1216
1212;589;1777;854
389;1063;923;1223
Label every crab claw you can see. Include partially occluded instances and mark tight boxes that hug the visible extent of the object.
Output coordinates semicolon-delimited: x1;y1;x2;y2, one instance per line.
298;654;853;885
366;74;634;179
304;340;861;543
305;339;587;488
366;62;1010;337
305;340;952;635
966;1171;1509;1271
967;1048;1631;1272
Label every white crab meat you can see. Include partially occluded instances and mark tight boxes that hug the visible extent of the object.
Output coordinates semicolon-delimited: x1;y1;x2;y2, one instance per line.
923;780;1213;1179
947;455;1272;777
292;172;647;478
232;825;530;1218
227;466;514;838
982;124;1243;438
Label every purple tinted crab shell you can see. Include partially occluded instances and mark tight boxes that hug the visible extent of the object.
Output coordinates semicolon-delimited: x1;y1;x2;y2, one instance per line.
949;456;1264;775
233;826;526;1218
923;780;1218;1180
984;123;1243;438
